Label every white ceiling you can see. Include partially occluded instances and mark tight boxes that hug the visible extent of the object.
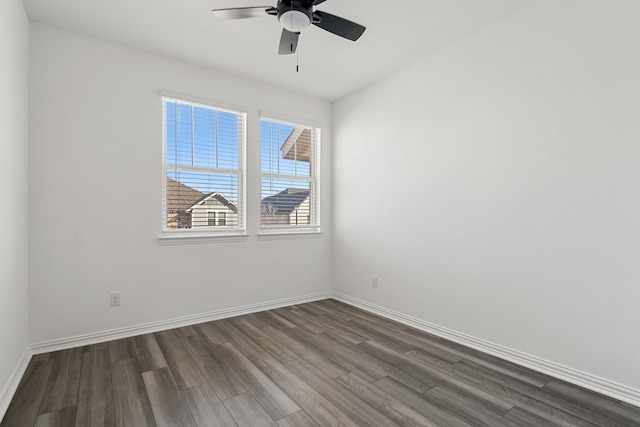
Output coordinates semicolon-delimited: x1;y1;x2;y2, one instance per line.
23;0;538;102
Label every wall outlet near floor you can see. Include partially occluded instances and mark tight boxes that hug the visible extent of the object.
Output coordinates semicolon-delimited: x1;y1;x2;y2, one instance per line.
110;292;121;306
372;276;379;288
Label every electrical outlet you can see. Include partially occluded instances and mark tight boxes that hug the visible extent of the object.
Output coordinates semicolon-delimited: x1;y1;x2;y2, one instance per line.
110;292;121;307
372;276;379;288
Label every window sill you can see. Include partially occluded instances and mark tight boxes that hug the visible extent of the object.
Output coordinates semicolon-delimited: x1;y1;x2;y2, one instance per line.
258;230;323;241
159;232;249;245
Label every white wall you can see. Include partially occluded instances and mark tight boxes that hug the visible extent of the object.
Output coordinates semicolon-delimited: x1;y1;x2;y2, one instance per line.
29;24;332;344
333;0;640;391
0;0;30;405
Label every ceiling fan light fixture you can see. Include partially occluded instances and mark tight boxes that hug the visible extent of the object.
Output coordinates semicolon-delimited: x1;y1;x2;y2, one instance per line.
279;9;310;32
212;0;367;56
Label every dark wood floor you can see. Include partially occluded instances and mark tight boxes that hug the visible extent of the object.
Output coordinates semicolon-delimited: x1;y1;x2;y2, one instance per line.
2;299;639;427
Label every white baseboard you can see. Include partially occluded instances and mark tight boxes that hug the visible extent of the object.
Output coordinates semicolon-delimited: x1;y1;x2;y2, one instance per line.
0;347;32;422
30;291;332;355
332;292;640;408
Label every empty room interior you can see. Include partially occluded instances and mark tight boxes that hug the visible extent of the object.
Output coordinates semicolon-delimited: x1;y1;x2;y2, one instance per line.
1;0;639;425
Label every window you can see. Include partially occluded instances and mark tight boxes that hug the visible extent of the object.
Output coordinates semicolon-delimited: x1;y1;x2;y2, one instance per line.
261;117;320;231
206;211;227;227
163;98;245;233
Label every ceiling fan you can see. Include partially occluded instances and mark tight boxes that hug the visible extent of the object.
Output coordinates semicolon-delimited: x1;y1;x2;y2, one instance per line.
212;0;366;55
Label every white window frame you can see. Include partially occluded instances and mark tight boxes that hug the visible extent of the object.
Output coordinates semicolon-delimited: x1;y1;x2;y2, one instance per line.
160;96;247;244
259;116;321;236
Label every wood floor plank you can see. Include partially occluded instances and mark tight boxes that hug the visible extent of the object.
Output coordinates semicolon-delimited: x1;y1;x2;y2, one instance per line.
181;335;247;400
31;353;52;362
287;327;387;383
182;383;237;427
194;322;230;346
446;362;601;427
38;348;83;414
155;330;206;390
75;348;114;427
336;372;441;427
231;318;299;363
355;339;438;393
544;379;640;425
286;357;400;427
454;353;551;388
249;351;359;427
155;330;190;360
313;315;368;345
286;309;333;335
373;376;477;427
174;325;198;338
223;393;278;427
109;338;136;364
132;334;168;373
142;367;196;427
424;385;520;427
402;326;553;385
242;312;273;329
352;317;463;363
1;359;53;427
82;342;109;353
166;354;205;391
111;358;156;427
313;301;356;323
218;343;300;420
346;319;416;354
212;319;264;357
272;308;328;334
295;302;333;316
453;358;627;427
276;411;319;427
321;300;407;331
262;326;348;379
314;330;435;392
403;348;517;416
502;405;567;427
256;311;297;330
34;406;77;427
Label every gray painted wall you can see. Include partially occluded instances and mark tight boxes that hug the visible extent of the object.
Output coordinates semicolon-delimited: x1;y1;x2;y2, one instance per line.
0;0;30;410
28;24;332;344
333;0;640;390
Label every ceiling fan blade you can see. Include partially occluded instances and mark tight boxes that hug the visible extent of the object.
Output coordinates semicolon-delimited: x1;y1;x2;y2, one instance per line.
313;0;328;4
312;10;366;41
212;6;274;20
278;29;299;55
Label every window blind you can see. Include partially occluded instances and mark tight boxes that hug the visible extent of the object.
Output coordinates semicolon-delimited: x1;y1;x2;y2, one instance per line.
163;98;245;231
260;117;320;230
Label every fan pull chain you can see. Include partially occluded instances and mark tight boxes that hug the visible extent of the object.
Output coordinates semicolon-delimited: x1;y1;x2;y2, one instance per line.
291;2;298;72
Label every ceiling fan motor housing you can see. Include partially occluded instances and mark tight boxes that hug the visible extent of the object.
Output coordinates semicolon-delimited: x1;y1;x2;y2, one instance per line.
277;0;314;32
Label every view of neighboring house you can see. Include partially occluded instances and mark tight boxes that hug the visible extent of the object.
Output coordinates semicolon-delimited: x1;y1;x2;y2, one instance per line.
165;177;238;228
165;177;205;229
261;188;311;226
188;192;238;228
280;127;312;163
167;176;310;229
